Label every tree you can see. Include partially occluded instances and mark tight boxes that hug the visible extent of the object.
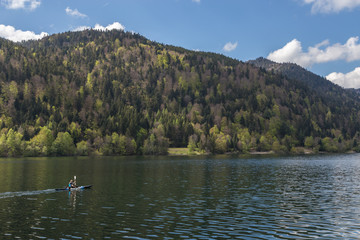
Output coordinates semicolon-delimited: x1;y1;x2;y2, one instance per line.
187;134;198;152
69;122;81;143
5;129;24;156
143;124;169;155
111;132;126;155
27;126;54;156
209;125;230;153
0;132;8;156
76;140;90;156
304;136;314;149
52;132;75;156
236;128;252;153
259;135;272;151
321;137;338;153
214;132;230;153
125;138;137;155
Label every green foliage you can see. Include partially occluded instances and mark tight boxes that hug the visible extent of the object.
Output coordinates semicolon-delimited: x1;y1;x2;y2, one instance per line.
271;140;283;153
143;133;169;155
76;140;89;156
111;133;126;155
258;135;272;152
236;128;252;153
0;129;24;157
208;126;231;153
52;132;75;156
321;137;338;152
143;124;169;155
69;122;81;143
100;133;137;155
0;133;7;156
0;31;359;157
304;136;315;149
26;126;54;156
214;132;231;154
187;134;198;152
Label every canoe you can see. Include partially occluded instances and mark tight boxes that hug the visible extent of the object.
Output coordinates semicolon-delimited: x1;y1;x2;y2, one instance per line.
55;185;92;191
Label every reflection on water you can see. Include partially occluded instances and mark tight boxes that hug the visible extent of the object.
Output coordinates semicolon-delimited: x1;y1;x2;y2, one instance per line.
1;154;360;238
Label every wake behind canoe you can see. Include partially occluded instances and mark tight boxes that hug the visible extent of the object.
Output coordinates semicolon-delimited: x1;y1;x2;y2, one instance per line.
55;185;92;191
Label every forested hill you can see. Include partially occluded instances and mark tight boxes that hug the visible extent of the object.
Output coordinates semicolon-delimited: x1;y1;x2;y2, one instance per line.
247;57;360;99
1;30;360;157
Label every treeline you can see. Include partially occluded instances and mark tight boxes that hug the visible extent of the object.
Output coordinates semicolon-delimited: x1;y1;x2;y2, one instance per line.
1;30;360;157
0;127;137;157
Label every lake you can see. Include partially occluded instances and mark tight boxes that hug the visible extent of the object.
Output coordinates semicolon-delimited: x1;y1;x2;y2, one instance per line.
1;154;360;239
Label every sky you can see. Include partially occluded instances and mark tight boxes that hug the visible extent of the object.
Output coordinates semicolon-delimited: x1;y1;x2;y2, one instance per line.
1;0;360;88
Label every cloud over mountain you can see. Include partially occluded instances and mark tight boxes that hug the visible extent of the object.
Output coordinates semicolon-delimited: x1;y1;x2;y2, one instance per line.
94;22;125;31
223;42;238;52
267;37;360;68
72;22;125;32
0;24;48;42
327;67;360;88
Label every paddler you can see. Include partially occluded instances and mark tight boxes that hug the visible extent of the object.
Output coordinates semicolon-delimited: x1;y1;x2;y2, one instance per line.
68;179;75;189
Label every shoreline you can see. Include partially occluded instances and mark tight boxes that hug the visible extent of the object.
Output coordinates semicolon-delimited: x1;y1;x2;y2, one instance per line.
167;148;357;156
0;148;357;159
167;148;284;156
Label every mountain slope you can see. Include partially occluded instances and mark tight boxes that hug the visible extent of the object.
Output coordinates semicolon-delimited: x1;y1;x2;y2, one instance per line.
248;57;360;118
0;30;360;156
247;57;334;90
248;57;360;97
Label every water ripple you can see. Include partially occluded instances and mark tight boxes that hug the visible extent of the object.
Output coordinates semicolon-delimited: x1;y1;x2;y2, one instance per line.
2;155;360;239
0;189;56;199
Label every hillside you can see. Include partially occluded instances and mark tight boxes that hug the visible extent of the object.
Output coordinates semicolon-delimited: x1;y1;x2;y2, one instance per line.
247;57;332;90
1;30;360;157
248;57;360;99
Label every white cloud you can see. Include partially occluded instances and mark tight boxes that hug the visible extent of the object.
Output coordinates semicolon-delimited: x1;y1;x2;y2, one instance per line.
72;22;125;32
0;24;48;42
303;0;360;13
1;0;40;10
65;7;87;18
267;37;360;68
94;22;125;31
223;41;238;52
327;67;360;88
192;0;200;3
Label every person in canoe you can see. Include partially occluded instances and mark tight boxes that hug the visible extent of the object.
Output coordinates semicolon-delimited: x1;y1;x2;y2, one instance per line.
67;176;77;189
68;179;77;189
68;179;75;189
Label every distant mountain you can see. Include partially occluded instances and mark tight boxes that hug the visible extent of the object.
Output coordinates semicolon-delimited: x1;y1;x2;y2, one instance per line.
248;57;360;106
1;31;360;157
248;57;335;90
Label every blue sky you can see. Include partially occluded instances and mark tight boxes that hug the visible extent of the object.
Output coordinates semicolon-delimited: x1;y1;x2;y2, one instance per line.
1;0;360;88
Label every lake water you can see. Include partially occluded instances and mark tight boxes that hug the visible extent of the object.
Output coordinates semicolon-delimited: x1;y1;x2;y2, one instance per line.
1;154;360;239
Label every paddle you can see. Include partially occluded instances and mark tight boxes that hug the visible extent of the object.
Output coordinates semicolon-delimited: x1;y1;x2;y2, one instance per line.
74;175;77;187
